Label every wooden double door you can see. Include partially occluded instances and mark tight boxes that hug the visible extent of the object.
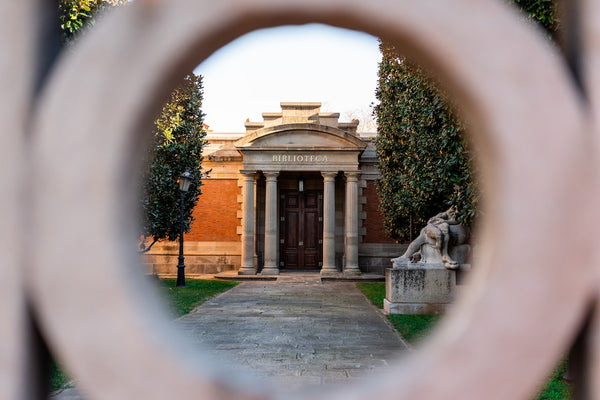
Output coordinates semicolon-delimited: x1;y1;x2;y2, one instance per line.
279;190;323;270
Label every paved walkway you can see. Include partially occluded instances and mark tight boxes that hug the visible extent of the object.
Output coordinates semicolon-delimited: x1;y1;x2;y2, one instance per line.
52;278;408;398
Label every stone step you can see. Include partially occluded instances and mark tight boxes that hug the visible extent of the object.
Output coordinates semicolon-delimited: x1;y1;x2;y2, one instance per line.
276;275;322;284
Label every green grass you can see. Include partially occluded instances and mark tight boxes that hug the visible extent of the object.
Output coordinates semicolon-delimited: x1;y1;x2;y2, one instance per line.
356;282;386;309
159;278;239;317
50;278;238;391
356;282;572;399
387;314;441;343
357;282;440;345
536;359;571;400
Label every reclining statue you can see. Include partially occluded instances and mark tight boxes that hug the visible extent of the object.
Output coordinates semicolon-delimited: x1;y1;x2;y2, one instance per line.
392;208;471;269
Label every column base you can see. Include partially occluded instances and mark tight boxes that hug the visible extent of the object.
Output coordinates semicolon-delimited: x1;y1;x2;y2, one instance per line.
343;266;361;276
261;266;280;275
238;266;256;275
320;266;338;276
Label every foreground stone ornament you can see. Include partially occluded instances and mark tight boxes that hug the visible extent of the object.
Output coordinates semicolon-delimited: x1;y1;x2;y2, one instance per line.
392;208;471;269
3;0;600;398
387;209;469;314
384;264;456;315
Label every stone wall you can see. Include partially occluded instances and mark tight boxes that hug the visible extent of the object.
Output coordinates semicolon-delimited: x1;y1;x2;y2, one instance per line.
358;243;407;275
141;242;241;276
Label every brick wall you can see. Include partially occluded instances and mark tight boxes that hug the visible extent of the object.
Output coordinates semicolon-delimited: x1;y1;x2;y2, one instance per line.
185;179;240;242
362;180;395;244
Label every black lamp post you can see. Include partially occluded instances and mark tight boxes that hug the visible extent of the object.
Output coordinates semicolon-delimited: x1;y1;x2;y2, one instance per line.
176;171;193;288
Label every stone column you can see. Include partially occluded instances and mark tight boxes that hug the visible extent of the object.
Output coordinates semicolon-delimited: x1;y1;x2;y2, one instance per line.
344;171;361;276
262;172;279;275
321;172;337;275
253;177;259;269
238;171;257;275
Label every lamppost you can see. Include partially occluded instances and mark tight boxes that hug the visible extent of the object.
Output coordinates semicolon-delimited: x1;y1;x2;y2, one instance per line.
176;171;193;288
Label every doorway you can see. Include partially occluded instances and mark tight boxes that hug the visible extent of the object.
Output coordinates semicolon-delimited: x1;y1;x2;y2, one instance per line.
279;190;323;270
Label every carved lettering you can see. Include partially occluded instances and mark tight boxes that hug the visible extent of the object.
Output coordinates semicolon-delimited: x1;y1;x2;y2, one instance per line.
270;153;330;164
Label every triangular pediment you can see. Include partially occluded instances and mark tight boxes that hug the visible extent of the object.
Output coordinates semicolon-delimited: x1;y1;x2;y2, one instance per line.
235;123;367;151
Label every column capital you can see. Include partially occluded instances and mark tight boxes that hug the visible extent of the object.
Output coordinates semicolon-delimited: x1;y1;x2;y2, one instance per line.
240;170;258;179
263;171;279;180
321;171;337;181
344;171;361;181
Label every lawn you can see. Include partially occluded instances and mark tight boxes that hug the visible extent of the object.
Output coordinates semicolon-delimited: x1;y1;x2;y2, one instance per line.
356;282;571;400
51;278;238;392
158;278;239;317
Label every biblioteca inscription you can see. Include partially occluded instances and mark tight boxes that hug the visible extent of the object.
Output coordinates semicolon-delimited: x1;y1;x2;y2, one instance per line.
272;154;329;163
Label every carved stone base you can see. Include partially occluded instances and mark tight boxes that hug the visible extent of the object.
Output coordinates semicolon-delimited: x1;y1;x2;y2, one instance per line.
260;266;280;275
320;267;339;277
343;266;362;276
237;267;256;276
384;264;456;315
383;299;451;315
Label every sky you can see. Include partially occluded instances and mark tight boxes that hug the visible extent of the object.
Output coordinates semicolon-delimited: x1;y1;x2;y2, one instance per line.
194;24;382;133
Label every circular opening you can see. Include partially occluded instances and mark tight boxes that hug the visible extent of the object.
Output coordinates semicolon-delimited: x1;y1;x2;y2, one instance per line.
31;1;592;399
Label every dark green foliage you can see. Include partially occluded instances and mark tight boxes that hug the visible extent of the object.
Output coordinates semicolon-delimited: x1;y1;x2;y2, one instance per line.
374;1;559;242
57;1;207;246
159;278;239;317
140;74;207;244
50;360;71;392
58;0;126;45
374;43;477;241
509;0;560;37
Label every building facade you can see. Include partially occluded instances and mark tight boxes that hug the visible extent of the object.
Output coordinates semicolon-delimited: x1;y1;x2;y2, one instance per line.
143;102;403;276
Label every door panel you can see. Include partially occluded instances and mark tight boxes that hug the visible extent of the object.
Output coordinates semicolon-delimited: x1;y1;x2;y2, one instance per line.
283;209;299;268
280;190;322;270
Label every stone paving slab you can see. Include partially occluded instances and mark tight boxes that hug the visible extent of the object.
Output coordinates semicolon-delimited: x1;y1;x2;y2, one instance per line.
174;281;407;387
51;280;407;398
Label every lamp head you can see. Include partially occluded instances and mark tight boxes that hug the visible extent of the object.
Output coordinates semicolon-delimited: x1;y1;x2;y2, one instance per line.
178;171;193;192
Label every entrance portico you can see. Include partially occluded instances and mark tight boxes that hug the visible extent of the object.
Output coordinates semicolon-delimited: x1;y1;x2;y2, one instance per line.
142;102;404;278
235;103;367;275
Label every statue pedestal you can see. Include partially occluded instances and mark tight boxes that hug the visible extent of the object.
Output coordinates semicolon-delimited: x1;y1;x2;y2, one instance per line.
384;262;456;315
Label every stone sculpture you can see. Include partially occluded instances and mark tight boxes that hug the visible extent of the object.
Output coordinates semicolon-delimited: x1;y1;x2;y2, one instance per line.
392;208;470;269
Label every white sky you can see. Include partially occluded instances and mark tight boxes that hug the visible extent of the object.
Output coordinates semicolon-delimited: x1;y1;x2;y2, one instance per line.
194;24;382;133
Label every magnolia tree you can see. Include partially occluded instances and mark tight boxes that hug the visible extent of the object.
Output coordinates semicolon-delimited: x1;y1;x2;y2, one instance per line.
59;0;127;44
58;1;207;251
374;45;476;242
374;0;559;242
139;74;207;251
